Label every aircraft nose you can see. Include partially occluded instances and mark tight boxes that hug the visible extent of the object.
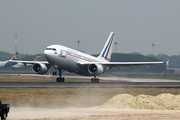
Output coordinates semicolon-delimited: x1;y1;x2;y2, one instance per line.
44;49;52;60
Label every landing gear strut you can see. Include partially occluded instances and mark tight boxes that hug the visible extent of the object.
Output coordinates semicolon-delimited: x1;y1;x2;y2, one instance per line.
91;75;99;83
56;68;65;82
52;66;57;76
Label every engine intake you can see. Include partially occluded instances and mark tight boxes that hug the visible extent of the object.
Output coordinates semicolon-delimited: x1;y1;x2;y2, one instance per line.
32;63;48;74
88;63;104;75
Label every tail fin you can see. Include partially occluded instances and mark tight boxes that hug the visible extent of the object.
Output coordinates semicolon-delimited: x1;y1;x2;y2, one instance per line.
97;32;115;62
11;52;19;60
33;56;43;61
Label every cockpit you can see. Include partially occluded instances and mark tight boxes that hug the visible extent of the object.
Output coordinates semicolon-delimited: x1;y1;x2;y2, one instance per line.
45;48;57;51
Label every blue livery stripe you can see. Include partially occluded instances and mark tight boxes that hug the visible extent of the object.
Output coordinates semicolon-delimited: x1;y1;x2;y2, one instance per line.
101;33;114;58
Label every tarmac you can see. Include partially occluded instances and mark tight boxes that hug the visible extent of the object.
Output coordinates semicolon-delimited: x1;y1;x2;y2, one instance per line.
1;81;180;88
1;73;180;88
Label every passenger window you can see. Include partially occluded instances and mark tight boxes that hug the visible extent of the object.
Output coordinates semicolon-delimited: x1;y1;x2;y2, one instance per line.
46;48;56;51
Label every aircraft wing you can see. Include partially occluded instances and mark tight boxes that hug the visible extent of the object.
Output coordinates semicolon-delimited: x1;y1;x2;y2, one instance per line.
100;61;165;65
9;60;49;65
77;61;166;69
102;61;165;68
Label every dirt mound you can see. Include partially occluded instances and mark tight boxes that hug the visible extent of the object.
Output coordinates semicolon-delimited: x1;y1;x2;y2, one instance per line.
97;93;180;110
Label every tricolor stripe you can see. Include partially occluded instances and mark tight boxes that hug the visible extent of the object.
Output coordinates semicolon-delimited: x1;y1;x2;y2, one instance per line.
101;33;115;61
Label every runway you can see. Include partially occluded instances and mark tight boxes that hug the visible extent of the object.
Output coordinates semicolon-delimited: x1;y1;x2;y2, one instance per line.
1;81;180;88
1;73;180;88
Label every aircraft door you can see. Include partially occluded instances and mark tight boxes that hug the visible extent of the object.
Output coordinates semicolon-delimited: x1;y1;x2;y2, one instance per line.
59;50;67;58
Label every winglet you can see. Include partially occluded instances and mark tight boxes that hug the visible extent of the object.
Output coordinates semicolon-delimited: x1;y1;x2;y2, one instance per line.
97;32;115;62
166;60;169;68
11;52;19;60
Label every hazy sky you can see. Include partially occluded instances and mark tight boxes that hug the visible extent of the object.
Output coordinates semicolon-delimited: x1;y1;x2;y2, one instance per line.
0;0;180;55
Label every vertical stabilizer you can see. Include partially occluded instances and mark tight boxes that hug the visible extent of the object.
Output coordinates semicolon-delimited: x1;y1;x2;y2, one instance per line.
97;32;115;62
11;52;19;60
33;56;43;61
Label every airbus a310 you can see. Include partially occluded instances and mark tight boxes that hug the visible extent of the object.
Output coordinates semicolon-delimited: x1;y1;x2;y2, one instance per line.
10;32;166;83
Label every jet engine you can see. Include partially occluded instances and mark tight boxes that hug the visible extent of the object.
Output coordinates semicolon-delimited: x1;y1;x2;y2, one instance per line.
32;63;48;74
88;63;104;75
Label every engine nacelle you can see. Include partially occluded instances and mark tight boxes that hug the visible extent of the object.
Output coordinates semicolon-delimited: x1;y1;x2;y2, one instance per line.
88;63;104;75
32;63;48;74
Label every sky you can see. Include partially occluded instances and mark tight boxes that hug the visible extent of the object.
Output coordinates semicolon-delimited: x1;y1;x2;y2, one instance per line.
0;0;180;56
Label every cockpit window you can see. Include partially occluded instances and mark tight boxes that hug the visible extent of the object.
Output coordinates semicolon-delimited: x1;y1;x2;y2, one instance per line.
46;48;57;51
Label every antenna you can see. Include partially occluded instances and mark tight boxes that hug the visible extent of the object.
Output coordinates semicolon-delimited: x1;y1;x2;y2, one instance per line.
15;31;17;53
152;43;155;56
77;40;80;51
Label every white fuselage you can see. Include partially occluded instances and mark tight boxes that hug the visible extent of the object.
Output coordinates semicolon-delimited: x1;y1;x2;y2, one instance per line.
44;45;106;76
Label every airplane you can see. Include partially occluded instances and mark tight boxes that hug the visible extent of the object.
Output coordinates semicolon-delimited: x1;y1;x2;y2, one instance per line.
10;32;166;83
0;52;19;68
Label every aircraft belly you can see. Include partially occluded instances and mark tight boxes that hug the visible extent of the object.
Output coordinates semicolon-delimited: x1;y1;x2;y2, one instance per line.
45;53;91;76
59;58;78;71
56;57;90;76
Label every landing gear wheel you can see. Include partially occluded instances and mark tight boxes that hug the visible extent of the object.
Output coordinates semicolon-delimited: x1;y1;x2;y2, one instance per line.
1;110;7;120
56;77;65;82
52;71;57;76
91;78;99;83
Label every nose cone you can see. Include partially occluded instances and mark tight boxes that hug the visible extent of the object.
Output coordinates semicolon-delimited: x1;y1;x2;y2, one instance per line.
44;45;59;64
44;49;52;61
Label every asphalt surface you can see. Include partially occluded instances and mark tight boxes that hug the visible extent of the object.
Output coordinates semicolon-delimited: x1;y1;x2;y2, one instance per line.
1;73;180;88
1;81;180;88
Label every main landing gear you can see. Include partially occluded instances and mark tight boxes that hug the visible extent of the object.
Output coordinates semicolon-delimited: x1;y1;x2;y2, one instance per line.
56;68;65;83
56;77;65;82
91;75;99;83
53;67;99;83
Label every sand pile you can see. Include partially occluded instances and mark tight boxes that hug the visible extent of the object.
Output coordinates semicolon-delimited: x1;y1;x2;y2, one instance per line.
98;93;180;110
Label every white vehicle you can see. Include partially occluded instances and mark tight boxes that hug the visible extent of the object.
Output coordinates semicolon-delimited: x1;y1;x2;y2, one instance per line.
10;32;166;83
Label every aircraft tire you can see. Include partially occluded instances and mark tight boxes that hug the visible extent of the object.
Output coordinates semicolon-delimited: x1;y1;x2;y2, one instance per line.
56;77;65;82
91;78;99;83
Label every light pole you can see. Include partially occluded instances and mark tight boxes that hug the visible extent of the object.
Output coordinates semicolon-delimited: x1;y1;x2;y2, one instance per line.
15;31;17;53
77;41;80;51
152;44;155;56
114;42;118;53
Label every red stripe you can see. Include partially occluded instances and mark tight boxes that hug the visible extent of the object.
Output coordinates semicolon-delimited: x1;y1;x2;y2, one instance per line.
67;53;92;62
105;33;114;60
